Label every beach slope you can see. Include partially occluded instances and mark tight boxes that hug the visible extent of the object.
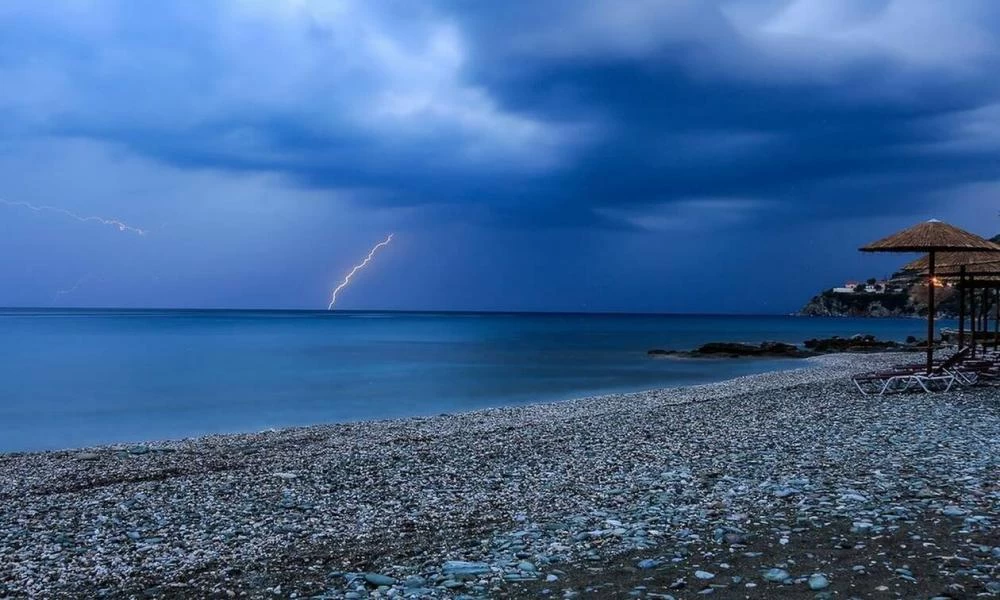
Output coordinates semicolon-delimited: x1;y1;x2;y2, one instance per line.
0;353;996;598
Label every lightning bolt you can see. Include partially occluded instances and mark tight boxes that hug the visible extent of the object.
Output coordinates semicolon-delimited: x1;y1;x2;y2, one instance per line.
50;274;94;306
328;234;394;310
0;199;148;235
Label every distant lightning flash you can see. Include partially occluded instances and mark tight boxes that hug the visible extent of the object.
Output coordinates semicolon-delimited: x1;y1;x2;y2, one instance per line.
50;274;94;306
327;234;394;310
0;199;148;235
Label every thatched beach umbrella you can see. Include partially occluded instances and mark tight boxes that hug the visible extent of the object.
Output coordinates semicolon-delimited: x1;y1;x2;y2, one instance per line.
900;251;1000;273
900;252;1000;353
953;274;1000;352
860;219;1000;373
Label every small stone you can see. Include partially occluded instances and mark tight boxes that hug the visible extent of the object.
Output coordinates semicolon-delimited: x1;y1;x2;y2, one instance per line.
637;559;660;569
273;472;298;480
773;488;799;498
808;574;829;590
442;561;491;577
694;571;715;580
941;506;967;517
851;521;873;533
546;574;558;582
723;533;746;545
518;561;536;572
364;573;395;586
74;452;100;461
762;568;790;583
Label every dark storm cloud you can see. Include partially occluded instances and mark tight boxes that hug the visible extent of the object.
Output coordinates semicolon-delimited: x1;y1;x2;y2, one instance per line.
445;1;1000;223
4;1;1000;230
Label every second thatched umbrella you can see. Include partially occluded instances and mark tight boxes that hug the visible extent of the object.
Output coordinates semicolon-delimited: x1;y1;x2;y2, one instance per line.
860;219;1000;373
900;251;1000;273
899;251;1000;352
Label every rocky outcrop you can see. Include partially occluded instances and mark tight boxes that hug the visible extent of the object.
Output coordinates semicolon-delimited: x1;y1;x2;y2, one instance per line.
650;335;919;359
802;334;912;353
800;232;997;318
799;291;917;317
649;341;815;359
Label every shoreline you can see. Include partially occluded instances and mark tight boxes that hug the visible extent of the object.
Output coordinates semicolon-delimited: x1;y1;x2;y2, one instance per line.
1;354;814;457
1;352;996;598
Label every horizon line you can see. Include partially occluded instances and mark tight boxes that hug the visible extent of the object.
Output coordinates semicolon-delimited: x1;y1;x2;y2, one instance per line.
0;306;840;318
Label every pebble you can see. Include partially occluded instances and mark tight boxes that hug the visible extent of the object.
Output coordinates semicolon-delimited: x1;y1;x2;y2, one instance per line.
364;573;395;586
808;574;829;590
763;568;791;583
442;561;491;577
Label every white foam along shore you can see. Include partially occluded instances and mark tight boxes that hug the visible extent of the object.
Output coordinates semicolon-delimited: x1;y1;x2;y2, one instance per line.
0;351;996;598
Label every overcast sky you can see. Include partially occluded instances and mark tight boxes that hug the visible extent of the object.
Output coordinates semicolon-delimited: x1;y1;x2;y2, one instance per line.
1;1;999;313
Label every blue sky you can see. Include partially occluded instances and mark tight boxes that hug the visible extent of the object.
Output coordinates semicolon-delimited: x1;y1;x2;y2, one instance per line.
1;1;999;312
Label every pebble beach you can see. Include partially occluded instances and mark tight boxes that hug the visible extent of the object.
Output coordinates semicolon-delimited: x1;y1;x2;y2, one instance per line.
1;352;997;599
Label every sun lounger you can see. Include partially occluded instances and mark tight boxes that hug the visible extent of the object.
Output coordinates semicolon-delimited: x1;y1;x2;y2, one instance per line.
852;369;956;396
853;348;970;396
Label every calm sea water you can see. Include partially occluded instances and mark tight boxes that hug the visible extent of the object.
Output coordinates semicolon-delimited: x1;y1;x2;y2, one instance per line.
0;310;943;452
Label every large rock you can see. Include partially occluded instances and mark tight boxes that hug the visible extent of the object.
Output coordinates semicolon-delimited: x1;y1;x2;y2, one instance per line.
650;341;814;359
803;335;903;353
695;342;766;356
692;341;810;358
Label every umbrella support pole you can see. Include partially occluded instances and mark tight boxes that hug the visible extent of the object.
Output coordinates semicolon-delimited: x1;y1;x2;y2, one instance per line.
926;251;935;374
995;287;999;351
970;276;977;358
958;267;966;351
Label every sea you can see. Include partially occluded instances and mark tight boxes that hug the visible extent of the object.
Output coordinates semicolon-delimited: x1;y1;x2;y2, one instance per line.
0;309;946;452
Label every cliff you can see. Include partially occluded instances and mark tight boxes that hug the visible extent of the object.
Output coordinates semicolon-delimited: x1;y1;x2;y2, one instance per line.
799;290;920;317
799;232;999;317
801;275;968;318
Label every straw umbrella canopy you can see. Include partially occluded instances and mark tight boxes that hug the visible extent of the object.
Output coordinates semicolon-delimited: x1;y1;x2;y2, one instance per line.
860;219;1000;373
898;251;1000;353
900;251;1000;273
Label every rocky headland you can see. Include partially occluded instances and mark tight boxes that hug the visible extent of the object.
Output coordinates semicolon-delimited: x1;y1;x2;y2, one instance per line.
798;231;1000;318
798;290;922;318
